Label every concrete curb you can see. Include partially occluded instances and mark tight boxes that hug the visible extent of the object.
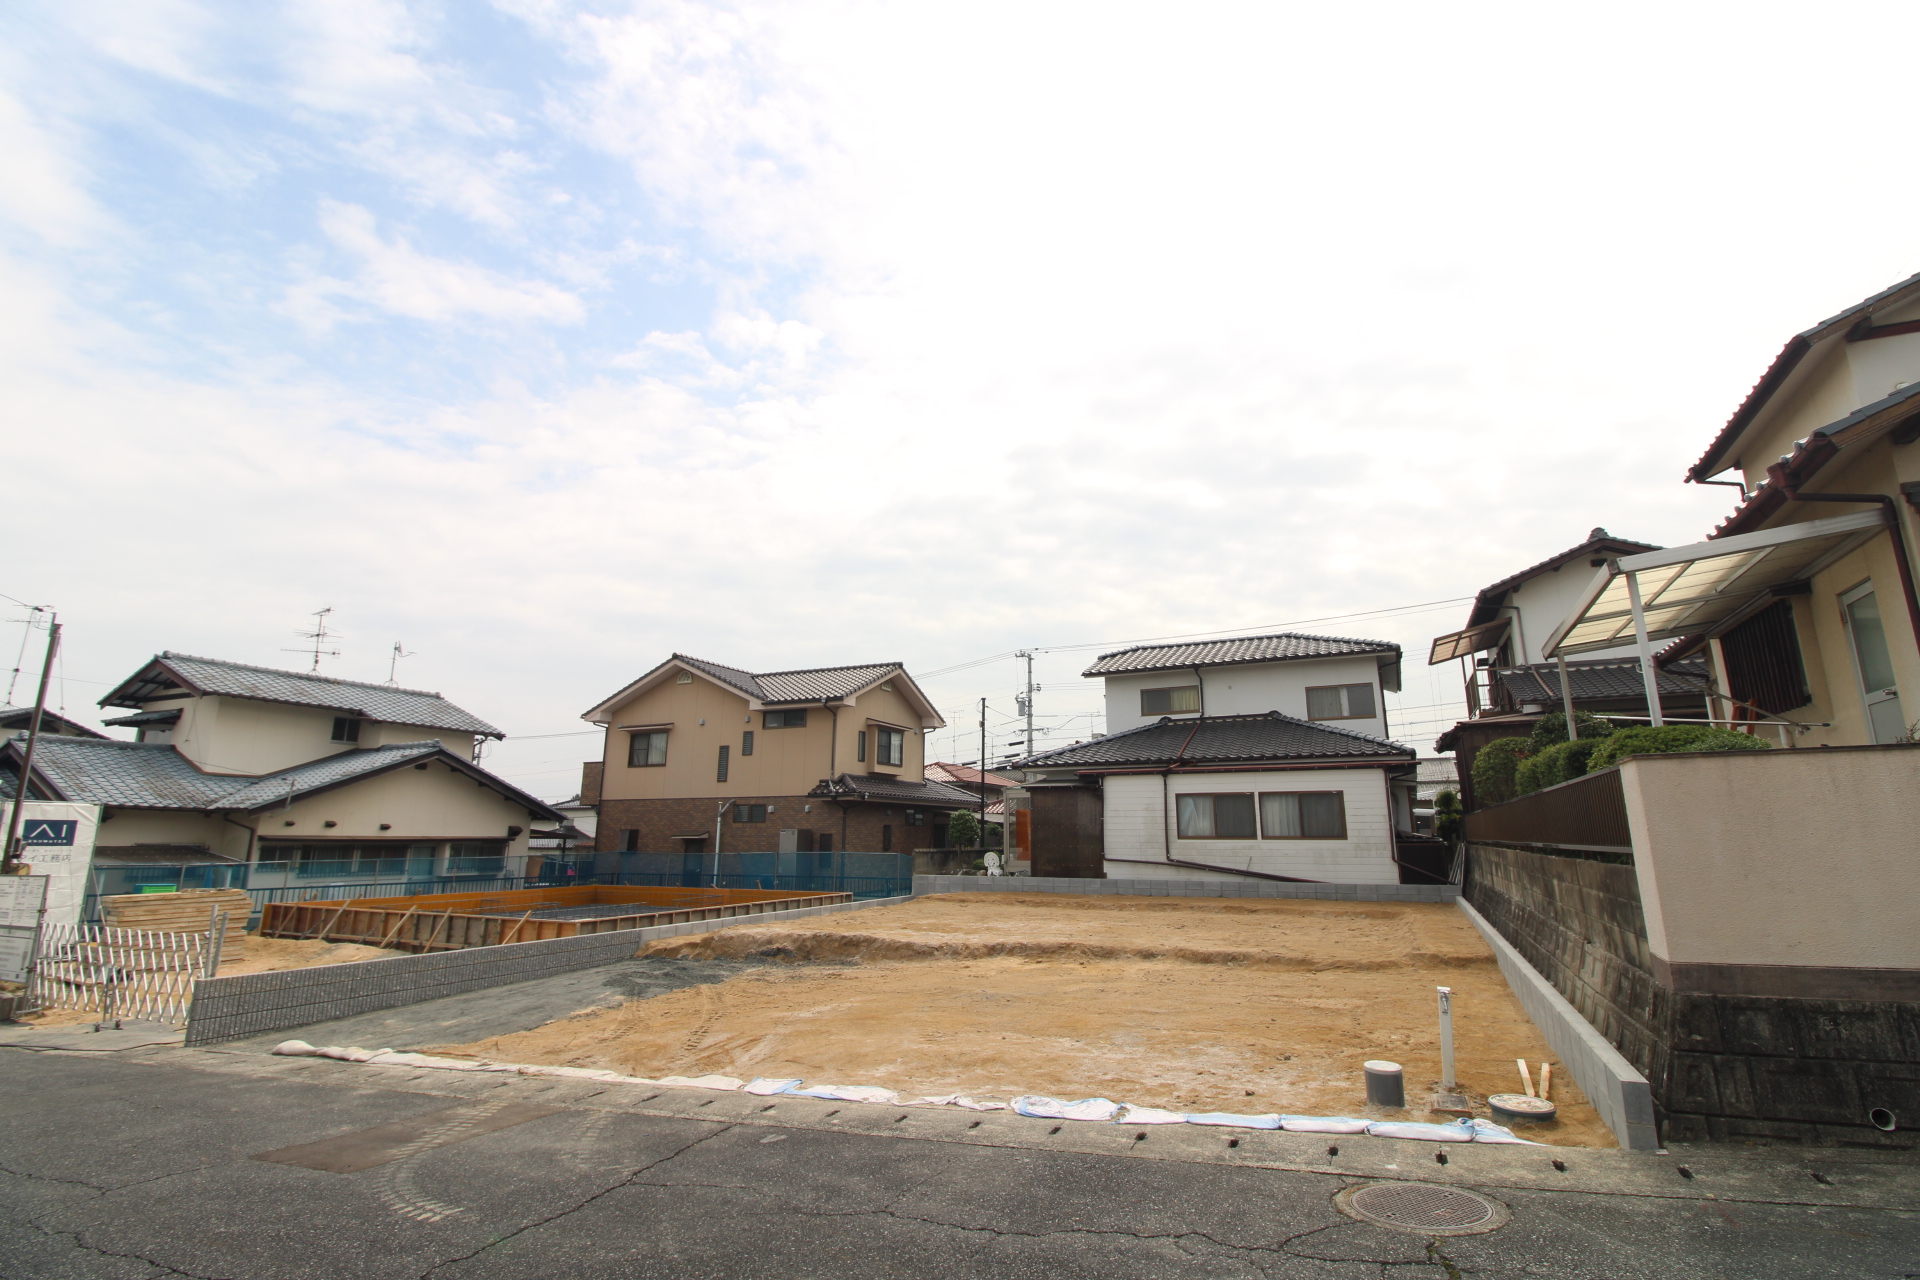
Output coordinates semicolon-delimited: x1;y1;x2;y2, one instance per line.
185;894;911;1047
1457;898;1658;1152
913;874;1460;903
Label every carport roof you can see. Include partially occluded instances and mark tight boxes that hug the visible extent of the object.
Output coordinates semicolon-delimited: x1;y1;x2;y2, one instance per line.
1543;509;1887;657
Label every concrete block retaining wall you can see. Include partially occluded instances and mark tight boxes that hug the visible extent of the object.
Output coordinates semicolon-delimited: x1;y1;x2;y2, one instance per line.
1457;899;1659;1152
914;874;1461;902
186;895;910;1047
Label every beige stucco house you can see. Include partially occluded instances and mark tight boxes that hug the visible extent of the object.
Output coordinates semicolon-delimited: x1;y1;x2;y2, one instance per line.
3;653;559;886
1544;270;1920;747
582;654;977;855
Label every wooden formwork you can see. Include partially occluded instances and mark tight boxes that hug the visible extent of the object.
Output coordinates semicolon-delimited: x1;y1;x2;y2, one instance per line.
257;884;853;953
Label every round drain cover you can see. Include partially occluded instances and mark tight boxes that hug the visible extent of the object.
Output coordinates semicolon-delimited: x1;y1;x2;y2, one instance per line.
1336;1183;1507;1236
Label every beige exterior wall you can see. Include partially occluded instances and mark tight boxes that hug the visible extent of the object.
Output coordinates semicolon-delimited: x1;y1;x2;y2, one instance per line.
93;760;540;865
145;693;477;772
1619;747;1920;971
596;668;931;803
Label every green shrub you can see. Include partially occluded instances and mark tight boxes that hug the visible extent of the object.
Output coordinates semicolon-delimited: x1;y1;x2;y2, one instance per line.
1470;737;1533;806
1433;788;1463;844
947;810;981;848
1525;711;1617;752
1515;737;1605;795
1586;725;1772;771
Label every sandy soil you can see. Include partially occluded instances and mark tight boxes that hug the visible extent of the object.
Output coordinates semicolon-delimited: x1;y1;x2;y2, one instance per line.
212;936;410;977
443;893;1612;1147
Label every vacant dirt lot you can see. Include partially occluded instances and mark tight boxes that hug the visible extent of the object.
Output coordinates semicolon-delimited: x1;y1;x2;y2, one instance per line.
441;893;1611;1146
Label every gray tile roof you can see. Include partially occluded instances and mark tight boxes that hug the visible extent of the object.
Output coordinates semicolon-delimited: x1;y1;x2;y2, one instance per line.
807;772;983;808
101;653;504;738
1493;656;1711;704
11;736;560;818
1082;633;1399;678
0;707;108;739
1014;712;1412;771
589;654;912;720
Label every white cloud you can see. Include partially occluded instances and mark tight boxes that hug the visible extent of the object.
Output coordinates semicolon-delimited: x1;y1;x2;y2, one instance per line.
0;87;112;246
288;199;584;325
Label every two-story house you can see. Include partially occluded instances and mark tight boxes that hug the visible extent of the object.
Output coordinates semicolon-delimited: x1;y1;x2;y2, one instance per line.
3;652;559;885
1012;633;1419;883
1531;270;1920;748
583;654;979;857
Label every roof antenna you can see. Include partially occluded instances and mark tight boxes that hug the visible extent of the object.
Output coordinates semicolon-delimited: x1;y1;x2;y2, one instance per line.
282;607;342;673
386;641;417;685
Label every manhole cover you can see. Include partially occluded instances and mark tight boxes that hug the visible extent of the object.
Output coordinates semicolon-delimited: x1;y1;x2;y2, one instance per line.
1335;1183;1508;1236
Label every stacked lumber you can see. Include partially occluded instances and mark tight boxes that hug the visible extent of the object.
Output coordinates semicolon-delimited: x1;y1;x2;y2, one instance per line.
102;889;251;957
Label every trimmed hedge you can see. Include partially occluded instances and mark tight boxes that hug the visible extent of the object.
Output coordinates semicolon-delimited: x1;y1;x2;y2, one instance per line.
1586;725;1771;770
1514;737;1606;795
1525;711;1617;752
1470;737;1533;807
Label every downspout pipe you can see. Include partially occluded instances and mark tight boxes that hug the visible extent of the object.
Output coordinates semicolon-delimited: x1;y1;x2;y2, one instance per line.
1161;716;1206;867
1777;488;1920;655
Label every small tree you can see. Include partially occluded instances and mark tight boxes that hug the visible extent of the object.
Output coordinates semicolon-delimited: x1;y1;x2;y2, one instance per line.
1470;737;1532;806
1433;789;1463;844
947;810;981;849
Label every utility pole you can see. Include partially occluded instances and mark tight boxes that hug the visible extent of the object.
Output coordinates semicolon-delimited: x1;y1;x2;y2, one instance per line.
1019;649;1035;758
2;613;60;874
977;697;987;848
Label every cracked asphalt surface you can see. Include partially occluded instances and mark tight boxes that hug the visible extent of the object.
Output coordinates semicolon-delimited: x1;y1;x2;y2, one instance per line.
4;1048;1918;1279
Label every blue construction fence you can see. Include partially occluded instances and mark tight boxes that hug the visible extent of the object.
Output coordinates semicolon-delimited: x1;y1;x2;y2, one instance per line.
80;851;914;923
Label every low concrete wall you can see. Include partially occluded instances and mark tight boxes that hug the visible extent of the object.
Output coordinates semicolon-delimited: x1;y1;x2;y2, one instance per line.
1457;899;1658;1152
914;874;1460;903
186;895;909;1047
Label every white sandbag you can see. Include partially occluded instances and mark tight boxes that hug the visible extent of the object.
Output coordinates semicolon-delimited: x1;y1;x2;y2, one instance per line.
658;1074;745;1091
1115;1105;1188;1125
901;1095;1006;1111
1184;1112;1281;1130
1365;1119;1475;1142
745;1078;804;1095
364;1051;487;1069
1012;1096;1123;1122
788;1084;900;1104
1465;1118;1543;1145
517;1065;642;1082
272;1040;321;1057
1279;1115;1374;1134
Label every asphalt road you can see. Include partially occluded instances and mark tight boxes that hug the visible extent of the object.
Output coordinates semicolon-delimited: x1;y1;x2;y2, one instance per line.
4;1046;1919;1280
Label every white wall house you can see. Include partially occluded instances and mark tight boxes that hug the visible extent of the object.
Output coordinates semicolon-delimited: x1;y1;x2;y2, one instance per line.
1018;633;1421;884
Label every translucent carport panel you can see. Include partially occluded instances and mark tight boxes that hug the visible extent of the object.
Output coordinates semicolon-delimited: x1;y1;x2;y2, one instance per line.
1555;575;1641;654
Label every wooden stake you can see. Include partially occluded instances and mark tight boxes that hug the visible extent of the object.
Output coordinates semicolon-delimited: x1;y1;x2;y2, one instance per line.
421;907;456;952
310;903;350;942
1517;1059;1535;1097
1538;1063;1552;1101
377;905;418;949
505;910;534;945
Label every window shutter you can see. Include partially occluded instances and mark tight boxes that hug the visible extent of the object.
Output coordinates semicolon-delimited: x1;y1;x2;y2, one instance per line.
716;744;730;782
857;730;866;762
742;730;754;756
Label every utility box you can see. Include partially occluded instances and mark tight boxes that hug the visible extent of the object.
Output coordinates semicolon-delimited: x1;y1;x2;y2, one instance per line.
778;829;800;854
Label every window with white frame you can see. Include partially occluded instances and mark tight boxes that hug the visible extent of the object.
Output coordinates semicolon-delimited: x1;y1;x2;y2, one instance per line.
1306;683;1376;720
1260;791;1347;839
1175;793;1257;838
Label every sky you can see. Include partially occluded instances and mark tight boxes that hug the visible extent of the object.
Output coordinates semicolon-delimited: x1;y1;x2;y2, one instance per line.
6;0;1920;798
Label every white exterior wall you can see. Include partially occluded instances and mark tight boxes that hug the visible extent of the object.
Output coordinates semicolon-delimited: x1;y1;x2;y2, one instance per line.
1101;656;1394;739
1505;567;1640;666
1099;768;1398;884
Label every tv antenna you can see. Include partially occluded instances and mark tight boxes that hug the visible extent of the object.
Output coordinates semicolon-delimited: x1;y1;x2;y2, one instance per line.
283;607;342;673
386;641;417;685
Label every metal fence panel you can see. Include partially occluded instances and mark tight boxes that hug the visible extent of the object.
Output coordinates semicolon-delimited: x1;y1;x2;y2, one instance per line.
28;922;208;1025
1463;767;1633;854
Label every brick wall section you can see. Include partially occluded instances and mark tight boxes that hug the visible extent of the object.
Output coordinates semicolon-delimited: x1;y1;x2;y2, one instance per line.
1462;844;1663;1076
1464;843;1920;1147
580;762;603;805
597;797;940;854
